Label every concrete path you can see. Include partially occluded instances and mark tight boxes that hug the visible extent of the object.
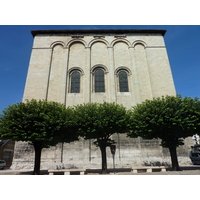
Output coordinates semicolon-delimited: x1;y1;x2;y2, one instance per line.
0;165;200;175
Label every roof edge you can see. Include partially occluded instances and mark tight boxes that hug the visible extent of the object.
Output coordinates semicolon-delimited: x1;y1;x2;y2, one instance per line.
31;29;166;37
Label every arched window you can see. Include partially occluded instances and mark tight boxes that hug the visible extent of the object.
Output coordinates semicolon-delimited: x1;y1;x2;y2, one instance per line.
94;68;105;92
118;70;129;92
70;70;81;93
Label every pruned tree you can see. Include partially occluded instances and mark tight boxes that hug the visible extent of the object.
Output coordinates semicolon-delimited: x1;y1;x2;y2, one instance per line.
75;102;130;174
0;99;78;175
128;95;199;171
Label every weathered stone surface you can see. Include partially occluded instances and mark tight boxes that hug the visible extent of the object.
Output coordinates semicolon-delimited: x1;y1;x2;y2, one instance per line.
11;29;193;170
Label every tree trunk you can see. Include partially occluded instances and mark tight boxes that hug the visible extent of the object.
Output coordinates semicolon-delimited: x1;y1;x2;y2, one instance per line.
61;142;64;163
33;143;43;175
168;146;181;171
99;144;108;174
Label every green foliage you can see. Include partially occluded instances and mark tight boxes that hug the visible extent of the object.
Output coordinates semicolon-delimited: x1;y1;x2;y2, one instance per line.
0;99;78;148
74;102;130;173
75;102;130;144
128;95;200;148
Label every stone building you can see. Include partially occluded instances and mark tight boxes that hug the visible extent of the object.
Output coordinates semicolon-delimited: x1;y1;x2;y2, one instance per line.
11;29;193;170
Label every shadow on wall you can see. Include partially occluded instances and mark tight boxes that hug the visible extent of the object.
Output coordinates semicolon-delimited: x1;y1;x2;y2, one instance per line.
143;161;170;167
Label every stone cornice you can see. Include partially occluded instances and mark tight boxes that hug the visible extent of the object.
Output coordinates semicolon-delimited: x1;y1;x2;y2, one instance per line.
31;29;166;37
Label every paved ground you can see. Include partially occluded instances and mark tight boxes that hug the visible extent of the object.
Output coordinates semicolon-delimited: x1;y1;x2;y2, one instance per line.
0;165;200;175
117;169;200;175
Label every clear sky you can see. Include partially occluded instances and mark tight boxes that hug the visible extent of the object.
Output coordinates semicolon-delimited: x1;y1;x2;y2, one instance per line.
0;25;200;111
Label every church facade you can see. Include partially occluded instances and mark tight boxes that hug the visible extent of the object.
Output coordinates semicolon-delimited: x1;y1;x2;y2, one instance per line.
23;29;175;107
11;29;193;170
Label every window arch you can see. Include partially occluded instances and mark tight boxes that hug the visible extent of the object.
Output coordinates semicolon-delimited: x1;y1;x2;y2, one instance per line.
93;67;105;92
69;70;81;93
118;70;129;92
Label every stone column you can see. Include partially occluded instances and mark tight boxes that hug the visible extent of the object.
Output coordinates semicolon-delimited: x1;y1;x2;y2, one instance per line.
84;47;91;103
64;48;70;105
108;46;116;103
129;47;141;104
61;47;69;104
85;47;92;161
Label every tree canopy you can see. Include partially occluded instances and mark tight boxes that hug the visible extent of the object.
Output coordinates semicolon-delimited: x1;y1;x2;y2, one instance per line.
75;102;130;173
0;99;79;174
128;95;200;171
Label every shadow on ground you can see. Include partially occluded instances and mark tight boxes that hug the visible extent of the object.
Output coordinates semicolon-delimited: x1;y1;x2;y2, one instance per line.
0;165;200;175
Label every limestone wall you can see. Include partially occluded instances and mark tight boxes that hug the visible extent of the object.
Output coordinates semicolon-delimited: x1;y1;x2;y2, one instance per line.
23;31;176;107
11;30;183;170
11;136;194;170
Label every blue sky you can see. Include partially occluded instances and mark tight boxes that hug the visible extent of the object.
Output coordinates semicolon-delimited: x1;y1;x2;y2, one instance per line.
0;25;200;111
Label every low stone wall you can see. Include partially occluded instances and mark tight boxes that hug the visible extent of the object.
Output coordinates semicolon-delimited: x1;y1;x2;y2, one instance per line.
10;134;194;170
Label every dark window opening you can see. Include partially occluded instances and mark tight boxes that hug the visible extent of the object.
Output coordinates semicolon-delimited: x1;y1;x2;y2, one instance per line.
119;71;129;92
94;68;105;92
70;71;80;93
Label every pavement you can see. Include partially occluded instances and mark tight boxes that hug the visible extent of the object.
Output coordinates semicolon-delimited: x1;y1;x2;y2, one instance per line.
0;165;200;175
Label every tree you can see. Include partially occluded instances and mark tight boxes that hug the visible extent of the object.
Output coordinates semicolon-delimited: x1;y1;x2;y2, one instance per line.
0;99;78;175
127;95;199;171
75;102;130;174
